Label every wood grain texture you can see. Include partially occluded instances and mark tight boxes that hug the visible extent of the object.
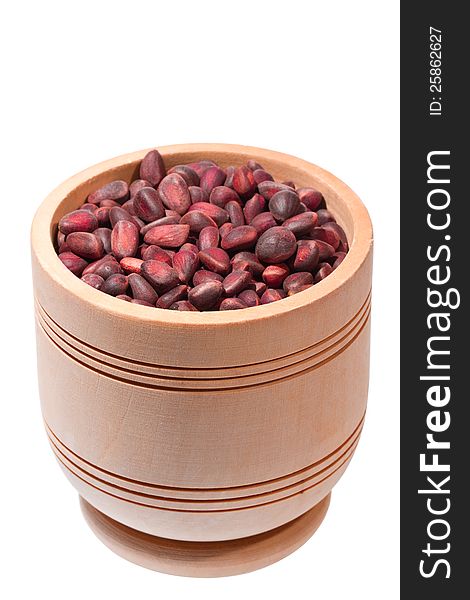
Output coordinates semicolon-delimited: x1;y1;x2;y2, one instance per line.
80;494;331;577
31;144;373;573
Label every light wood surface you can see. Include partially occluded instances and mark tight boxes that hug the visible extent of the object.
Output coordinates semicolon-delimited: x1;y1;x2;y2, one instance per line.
31;144;373;574
80;494;331;577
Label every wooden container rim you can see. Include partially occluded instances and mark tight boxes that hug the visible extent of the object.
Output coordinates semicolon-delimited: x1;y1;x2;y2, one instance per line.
31;143;373;327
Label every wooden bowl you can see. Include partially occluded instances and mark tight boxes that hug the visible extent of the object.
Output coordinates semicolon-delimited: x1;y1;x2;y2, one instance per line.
31;144;373;577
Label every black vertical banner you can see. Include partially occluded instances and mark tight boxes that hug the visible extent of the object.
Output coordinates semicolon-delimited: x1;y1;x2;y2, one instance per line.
401;3;468;598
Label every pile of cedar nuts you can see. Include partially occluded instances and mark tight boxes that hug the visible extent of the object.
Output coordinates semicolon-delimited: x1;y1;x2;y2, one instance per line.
57;150;348;311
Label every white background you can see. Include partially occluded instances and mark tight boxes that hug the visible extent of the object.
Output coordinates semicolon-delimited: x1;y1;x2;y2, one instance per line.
0;1;399;598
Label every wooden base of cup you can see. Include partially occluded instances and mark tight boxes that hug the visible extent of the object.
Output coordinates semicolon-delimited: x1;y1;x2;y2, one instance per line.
80;493;331;577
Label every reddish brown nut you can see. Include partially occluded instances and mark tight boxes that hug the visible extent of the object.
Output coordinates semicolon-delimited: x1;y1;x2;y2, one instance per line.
109;206;135;227
101;273;129;296
91;260;123;280
128;273;158;304
198;226;219;250
254;281;267;296
59;210;98;235
232;166;256;199
121;199;136;215
297;188;324;211
222;270;252;296
120;257;143;274
225;200;245;227
294;241;320;272
258;181;292;200
133;214;148;229
323;221;348;246
141;260;179;294
260;289;285;304
209;186;240;208
230;252;264;278
269;190;300;222
188;202;229;227
238;289;260;307
188;281;224;310
283;272;313;295
95;207;111;228
81;273;104;289
332;251;347;269
309;226;340;249
136;247;152;261
198;247;230;275
173;249;199;283
111;220;139;261
229;259;249;273
281;180;296;189
156;284;188;309
219;298;248;310
131;215;145;229
141;245;173;265
188;186;209;204
308;239;335;261
100;199;121;208
169;300;199;311
180;210;218;234
283;212;318;237
59;252;88;276
158;173;191;215
243;193;266;223
253;169;274;184
133;187;165;222
139;149;166;187
168;164;200;186
255;226;296;264
180;242;199;255
56;232;67;251
187;160;217;178
57;230;66;247
88;180;129;204
143;224;190;248
58;241;70;253
82;254;117;275
316;209;336;225
221;225;258;252
67;232;104;261
116;294;132;302
250;211;277;236
129;179;152;197
137;239;149;254
192;270;224;286
140;216;181;236
200;166;226;195
80;203;97;212
262;264;290;288
314;262;334;283
224;166;235;188
219;222;233;239
247;159;264;171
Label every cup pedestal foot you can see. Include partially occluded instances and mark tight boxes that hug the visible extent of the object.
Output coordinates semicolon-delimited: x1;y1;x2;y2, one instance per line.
80;493;331;577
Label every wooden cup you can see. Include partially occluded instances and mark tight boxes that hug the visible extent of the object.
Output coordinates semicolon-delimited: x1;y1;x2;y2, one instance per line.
31;144;373;577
